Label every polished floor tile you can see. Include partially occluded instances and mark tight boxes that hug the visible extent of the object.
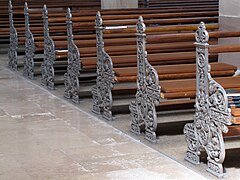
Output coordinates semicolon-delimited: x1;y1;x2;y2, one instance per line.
0;55;208;179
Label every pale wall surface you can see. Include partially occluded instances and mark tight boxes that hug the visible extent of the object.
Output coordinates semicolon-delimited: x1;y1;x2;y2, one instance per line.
219;0;240;68
220;0;240;17
101;0;138;9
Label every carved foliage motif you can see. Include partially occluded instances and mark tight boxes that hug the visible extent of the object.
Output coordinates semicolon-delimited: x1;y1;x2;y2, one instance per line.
23;2;35;79
8;0;18;70
92;12;115;120
102;51;115;120
41;5;56;89
64;8;81;103
184;22;232;177
92;12;104;114
130;17;160;143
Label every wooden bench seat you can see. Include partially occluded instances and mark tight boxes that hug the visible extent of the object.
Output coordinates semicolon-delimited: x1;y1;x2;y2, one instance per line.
40;7;217;91
92;12;240;126
63;11;219;102
55;40;217;59
30;16;218;48
126;19;240;146
161;76;240;98
36;6;218;88
114;62;237;82
85;11;220;119
79;52;218;68
85;16;240;151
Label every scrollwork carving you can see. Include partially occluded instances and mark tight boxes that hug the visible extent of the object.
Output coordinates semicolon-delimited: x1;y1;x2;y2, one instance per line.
92;12;104;115
64;8;81;103
23;2;35;79
92;12;116;120
195;21;209;44
184;22;232;177
130;16;160;143
41;5;56;89
102;51;115;120
8;0;18;71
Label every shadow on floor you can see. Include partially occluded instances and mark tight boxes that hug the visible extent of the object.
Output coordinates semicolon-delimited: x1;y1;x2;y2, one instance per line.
156;120;194;136
225;147;240;168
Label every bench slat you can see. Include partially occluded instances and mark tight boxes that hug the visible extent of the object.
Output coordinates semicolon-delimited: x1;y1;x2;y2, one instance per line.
161;76;240;93
114;62;237;77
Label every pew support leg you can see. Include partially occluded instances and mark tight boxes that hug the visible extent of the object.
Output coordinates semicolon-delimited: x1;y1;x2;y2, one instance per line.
129;100;142;135
23;54;35;80
8;0;18;71
65;8;82;103
130;17;160;142
102;88;113;121
64;72;71;99
144;99;158;143
93;12;104;115
24;3;35;80
28;61;35;80
184;22;232;178
42;6;56;90
71;75;80;104
8;47;18;71
64;72;80;103
41;61;54;89
92;84;103;115
101;50;115;120
184;123;201;165
47;65;55;90
41;62;48;86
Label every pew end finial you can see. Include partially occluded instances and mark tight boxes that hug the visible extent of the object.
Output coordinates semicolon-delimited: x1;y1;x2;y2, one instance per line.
8;0;12;12
95;11;103;28
195;21;209;44
24;2;29;16
136;16;146;34
43;4;48;18
8;0;18;70
67;8;72;21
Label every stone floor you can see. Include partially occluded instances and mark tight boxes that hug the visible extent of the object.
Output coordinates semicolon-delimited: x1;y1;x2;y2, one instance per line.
0;55;210;179
2;53;240;179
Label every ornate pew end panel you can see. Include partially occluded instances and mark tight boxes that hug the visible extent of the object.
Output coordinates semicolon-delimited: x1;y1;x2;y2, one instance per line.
64;8;81;103
130;17;160;143
92;7;220;122
23;2;35;79
92;12;115;120
41;5;56;90
8;0;18;71
184;22;232;178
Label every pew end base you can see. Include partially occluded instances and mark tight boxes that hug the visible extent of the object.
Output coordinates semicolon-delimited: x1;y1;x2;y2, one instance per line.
23;69;35;80
145;130;157;143
29;72;35;80
64;92;71;100
8;61;18;71
72;94;80;104
130;124;141;135
92;105;103;115
184;150;200;166
47;82;55;90
103;109;114;121
207;159;225;178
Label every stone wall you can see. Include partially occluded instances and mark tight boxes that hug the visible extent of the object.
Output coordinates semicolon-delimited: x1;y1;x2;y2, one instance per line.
101;0;138;9
219;0;240;68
